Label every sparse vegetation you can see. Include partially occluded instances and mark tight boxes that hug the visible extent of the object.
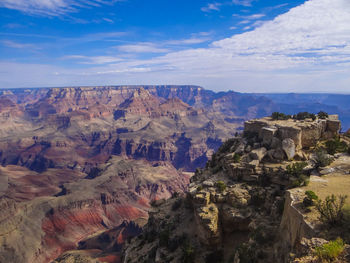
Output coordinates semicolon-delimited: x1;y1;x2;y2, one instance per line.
314;148;334;168
325;136;348;155
315;238;345;262
316;195;348;226
215;180;226;192
318;111;329;119
293;112;316;121
271;112;291;120
233;153;241;163
287;162;309;187
303;190;319;207
286;162;308;177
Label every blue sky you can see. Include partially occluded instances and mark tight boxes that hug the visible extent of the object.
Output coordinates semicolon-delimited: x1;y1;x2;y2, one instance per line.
0;0;350;93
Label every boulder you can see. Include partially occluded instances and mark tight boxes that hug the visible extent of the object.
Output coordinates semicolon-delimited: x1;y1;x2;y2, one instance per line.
272;148;286;161
249;147;267;162
282;138;296;160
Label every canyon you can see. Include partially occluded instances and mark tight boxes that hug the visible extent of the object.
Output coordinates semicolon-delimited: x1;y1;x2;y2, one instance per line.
0;85;349;262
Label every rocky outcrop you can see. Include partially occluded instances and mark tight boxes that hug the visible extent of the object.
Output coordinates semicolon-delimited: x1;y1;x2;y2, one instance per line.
245;116;340;150
122;116;348;263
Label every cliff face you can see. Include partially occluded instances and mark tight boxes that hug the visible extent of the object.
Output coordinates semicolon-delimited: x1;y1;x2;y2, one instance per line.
0;86;239;173
122;115;349;263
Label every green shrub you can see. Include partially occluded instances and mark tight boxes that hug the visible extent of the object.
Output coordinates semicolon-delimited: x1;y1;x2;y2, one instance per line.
318;111;329;119
316;195;348;226
233;153;241;163
325;136;348;155
291;175;309;188
271;112;291;120
315;238;345;262
286;162;308;177
286;162;310;187
314;148;334;168
293;112;316;121
303;190;319;207
215;181;226;192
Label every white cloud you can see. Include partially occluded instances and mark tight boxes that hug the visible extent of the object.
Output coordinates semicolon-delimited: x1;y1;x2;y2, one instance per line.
201;3;221;12
0;0;119;16
232;0;254;7
116;43;169;53
1;0;350;93
165;37;210;45
63;55;123;64
1;40;39;50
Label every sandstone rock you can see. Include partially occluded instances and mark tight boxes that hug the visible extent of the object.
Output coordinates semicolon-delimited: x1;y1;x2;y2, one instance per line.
227;187;251;208
203;180;214;187
248;160;259;168
282;138;296;160
319;167;336;175
261;126;277;146
250;147;267;161
270;137;282;149
193;191;211;205
195;203;220;245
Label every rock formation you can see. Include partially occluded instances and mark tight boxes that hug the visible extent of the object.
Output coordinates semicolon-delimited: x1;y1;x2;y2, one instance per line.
122;115;350;263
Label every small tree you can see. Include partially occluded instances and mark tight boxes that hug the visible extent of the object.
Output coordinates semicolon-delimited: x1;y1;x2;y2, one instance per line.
316;195;348;226
294;112;316;121
325;136;348;155
318;111;329;119
303;190;319;207
271;112;291;120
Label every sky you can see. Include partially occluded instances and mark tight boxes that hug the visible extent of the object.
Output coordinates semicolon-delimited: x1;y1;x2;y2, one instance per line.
0;0;350;93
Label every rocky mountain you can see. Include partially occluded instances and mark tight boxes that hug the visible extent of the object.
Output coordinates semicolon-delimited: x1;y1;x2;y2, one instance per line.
123;115;350;263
